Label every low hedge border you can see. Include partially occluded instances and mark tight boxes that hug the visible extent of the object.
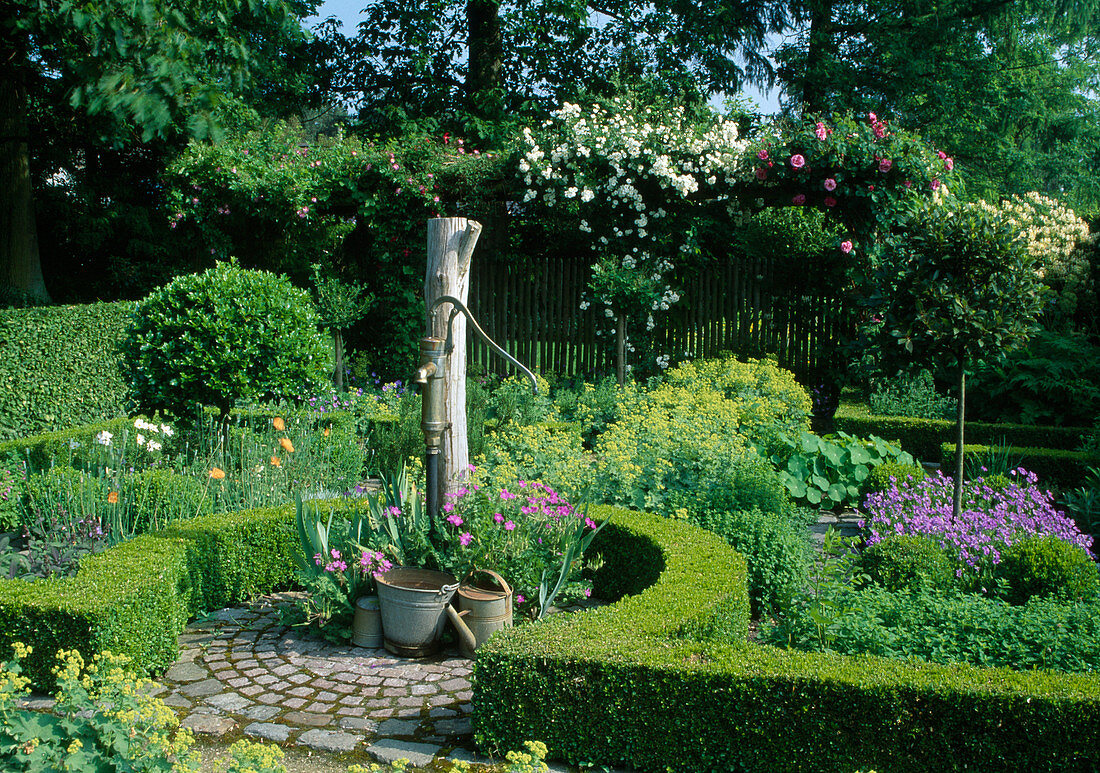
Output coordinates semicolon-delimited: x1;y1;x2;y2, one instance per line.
0;502;322;690
835;404;1089;462
941;443;1100;489
0;416;144;471
473;507;1100;773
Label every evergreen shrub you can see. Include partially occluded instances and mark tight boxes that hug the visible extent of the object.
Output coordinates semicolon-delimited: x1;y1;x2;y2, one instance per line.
995;534;1100;604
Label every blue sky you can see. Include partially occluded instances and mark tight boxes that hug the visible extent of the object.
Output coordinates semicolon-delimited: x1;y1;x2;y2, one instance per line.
307;0;782;115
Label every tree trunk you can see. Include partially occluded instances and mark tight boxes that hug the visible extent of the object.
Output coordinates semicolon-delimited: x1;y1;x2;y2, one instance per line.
615;313;627;386
953;356;966;518
425;217;482;494
466;0;503;115
801;0;835;116
333;329;345;392
0;55;49;303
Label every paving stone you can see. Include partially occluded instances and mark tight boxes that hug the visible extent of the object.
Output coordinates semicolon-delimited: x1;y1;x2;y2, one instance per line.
366;739;441;768
439;678;469;691
283;697;307;709
142;682;167;698
284;711;331;727
163;693;192;708
180;679;223;698
19;697;55;711
181;714;237;736
164;662;207;682
240;705;281;721
447;747;494;767
288;686;314;698
207;692;250;712
299;729;361;753
244;722;292;743
433;717;472;736
338;717;378;732
429;707;457;718
377;718;419;736
239;685;263;697
410;684;437;696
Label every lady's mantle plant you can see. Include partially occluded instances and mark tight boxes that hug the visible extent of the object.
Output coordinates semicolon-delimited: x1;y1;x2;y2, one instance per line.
516;100;747;381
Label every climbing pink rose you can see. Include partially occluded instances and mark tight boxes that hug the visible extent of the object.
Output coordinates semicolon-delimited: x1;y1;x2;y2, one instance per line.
868;112;878;123
945;157;954;171
815;122;827;141
930;178;941;190
823;178;837;191
790;154;806;169
937;150;947;160
841;241;853;254
824;196;837;208
755;167;767;180
879;158;892;173
792;194;806;205
757;149;769;160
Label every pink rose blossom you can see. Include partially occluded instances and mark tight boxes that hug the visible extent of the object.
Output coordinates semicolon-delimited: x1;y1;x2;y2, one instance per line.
757;149;769;160
930;178;941;190
841;240;853;254
792;194;806;205
824;196;837;208
790;154;806;169
937;150;947;160
944;157;954;171
823;178;837;191
755;167;767;180
815;122;827;141
868;112;878;123
879;158;892;173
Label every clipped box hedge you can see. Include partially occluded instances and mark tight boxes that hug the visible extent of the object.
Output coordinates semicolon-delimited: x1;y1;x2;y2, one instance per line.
0;503;311;689
941;443;1100;489
0;302;133;440
835;404;1089;463
473;507;1100;773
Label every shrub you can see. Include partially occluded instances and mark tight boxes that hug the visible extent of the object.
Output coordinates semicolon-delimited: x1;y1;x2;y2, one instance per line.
941;442;1100;489
689;507;814;617
478;422;595;502
773;431;914;510
767;585;1100;674
0;302;131;440
995;535;1100;604
862;461;927;497
869;369;957;420
860;534;956;592
120;261;332;419
862;469;1094;588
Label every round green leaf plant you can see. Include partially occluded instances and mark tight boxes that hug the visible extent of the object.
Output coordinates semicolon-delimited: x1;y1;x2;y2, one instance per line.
121;261;332;419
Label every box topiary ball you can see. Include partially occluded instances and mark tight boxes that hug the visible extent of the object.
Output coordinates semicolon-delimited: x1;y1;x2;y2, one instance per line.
995;534;1099;604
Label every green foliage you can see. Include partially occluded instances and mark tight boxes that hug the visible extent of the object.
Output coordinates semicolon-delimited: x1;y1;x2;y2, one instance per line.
859;535;957;592
995;535;1100;605
0;303;131;440
969;330;1100;427
0;645;201;771
121;262;331;418
768;585;1100;676
1060;466;1100;540
688;508;814;618
863;461;927;497
475;507;1100;773
942;443;1100;489
869;369;957;420
551;377;624;447
834;402;1089;462
479;423;595;504
773;431;915;509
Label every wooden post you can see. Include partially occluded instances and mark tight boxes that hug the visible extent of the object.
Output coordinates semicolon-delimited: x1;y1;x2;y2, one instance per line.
425;217;482;491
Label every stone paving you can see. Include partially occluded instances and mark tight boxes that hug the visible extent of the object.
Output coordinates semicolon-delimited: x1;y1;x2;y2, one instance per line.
151;592;492;769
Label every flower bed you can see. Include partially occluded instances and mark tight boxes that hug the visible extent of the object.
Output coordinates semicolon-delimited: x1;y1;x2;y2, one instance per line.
474;506;1100;773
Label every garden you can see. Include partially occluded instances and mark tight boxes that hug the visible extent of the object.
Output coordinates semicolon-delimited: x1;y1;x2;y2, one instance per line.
4;4;1100;769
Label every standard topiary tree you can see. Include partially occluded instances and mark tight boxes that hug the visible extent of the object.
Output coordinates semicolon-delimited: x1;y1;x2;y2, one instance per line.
121;262;331;419
868;198;1048;517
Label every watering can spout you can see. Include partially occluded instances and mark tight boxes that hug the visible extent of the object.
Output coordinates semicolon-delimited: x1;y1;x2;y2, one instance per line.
445;605;477;656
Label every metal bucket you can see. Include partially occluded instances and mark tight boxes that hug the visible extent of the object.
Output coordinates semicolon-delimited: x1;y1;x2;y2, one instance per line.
351;595;383;649
456;569;513;658
375;568;459;657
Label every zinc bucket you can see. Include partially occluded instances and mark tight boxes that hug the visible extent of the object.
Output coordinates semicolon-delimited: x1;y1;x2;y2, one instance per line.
376;568;459;657
456;569;513;658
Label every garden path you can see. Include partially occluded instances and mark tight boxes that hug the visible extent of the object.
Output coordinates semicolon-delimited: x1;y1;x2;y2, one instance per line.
151;592;499;769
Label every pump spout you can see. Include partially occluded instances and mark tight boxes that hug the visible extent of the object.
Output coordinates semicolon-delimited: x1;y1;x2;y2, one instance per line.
413;361;437;385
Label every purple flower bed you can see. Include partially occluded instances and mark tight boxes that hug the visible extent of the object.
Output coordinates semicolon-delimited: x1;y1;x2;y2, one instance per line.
860;468;1094;578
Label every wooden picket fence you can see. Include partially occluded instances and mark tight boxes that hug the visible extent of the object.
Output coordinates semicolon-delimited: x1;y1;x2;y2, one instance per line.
465;253;850;383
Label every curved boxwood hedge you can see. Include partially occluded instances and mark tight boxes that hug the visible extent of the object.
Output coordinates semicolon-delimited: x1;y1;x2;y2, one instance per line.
473;507;1100;773
0;503;312;690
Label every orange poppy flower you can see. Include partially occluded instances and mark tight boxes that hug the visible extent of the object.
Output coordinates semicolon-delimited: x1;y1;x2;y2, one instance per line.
273;417;286;431
270;455;281;468
107;491;119;504
323;426;330;437
209;467;226;480
278;437;295;453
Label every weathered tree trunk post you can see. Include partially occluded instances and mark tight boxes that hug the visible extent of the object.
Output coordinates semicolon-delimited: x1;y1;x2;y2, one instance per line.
425;217;482;494
953;355;967;518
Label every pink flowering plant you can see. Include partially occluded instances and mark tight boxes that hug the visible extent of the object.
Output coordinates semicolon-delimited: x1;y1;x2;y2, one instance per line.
744;112;960;256
860;469;1094;592
435;477;605;616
